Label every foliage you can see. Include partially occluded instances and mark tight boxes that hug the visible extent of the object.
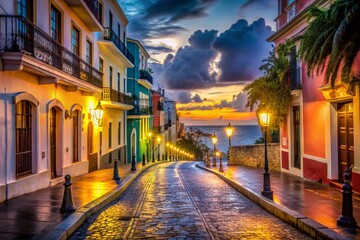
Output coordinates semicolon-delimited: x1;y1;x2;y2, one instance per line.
244;41;294;128
177;128;211;160
254;129;279;144
299;0;360;92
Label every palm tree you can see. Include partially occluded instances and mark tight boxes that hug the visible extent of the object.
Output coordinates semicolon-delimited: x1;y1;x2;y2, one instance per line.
244;40;294;127
299;0;360;90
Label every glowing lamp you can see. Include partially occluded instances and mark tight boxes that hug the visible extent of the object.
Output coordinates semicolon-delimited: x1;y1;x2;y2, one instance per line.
212;133;218;145
225;122;234;138
258;112;270;127
94;101;104;122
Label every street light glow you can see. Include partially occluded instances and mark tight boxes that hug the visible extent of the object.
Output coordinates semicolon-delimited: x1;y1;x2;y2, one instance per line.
259;112;270;127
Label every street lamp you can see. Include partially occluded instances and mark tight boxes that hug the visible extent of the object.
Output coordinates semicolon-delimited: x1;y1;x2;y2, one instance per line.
94;101;104;126
212;133;218;167
170;145;174;161
157;136;161;161
258;111;273;200
217;151;224;172
147;132;152;163
225;122;234;164
166;143;170;161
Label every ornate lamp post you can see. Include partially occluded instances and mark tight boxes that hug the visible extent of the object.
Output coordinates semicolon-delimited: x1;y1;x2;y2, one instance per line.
147;132;153;163
166;143;169;161
157;136;161;161
212;133;218;167
225;122;234;164
217;151;224;172
258;111;273;200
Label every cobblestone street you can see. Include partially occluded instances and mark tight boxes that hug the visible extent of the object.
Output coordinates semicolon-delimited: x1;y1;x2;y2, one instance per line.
70;162;312;239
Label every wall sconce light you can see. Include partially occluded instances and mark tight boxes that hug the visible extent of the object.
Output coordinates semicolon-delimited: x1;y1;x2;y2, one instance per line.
94;101;104;126
65;110;71;119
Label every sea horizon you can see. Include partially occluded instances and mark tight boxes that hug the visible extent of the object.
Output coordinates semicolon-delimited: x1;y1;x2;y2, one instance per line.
185;125;262;154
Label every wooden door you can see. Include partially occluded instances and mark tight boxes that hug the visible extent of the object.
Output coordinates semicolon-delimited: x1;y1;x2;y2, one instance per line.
338;102;354;182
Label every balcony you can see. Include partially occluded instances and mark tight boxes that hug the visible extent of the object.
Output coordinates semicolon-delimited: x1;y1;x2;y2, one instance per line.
102;87;134;110
63;0;102;31
98;27;134;68
138;69;153;89
128;99;152;115
0;16;103;91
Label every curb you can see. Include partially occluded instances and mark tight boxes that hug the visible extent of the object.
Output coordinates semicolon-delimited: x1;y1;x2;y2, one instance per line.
196;163;348;240
43;162;165;240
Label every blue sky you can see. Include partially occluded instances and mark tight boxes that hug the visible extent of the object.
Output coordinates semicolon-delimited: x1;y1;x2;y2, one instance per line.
119;0;278;125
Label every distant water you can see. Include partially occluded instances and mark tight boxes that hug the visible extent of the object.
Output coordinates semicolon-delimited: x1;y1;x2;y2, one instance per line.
185;125;262;153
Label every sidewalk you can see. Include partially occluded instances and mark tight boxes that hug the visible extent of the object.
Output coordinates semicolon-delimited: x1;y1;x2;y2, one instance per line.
0;161;160;239
197;161;360;239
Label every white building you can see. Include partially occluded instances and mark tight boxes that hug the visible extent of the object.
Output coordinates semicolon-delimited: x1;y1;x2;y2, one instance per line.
0;0;134;202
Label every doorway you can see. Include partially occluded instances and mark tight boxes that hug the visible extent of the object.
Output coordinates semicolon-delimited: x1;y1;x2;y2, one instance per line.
50;107;57;179
338;102;354;182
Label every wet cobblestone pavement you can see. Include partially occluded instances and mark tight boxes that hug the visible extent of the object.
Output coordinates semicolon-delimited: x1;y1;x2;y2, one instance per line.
70;162;312;239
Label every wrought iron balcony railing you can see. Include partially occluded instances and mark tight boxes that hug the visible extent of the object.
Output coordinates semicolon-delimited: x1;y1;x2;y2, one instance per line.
0;15;103;88
139;69;153;84
102;87;133;105
128;99;152;115
83;0;102;24
103;27;134;64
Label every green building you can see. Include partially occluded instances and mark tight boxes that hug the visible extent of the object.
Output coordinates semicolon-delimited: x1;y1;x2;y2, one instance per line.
126;39;153;164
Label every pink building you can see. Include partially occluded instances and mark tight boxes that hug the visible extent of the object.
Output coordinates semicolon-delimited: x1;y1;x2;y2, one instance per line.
269;0;360;192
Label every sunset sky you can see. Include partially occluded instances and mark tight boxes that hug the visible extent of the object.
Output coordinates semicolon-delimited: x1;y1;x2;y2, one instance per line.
120;0;277;126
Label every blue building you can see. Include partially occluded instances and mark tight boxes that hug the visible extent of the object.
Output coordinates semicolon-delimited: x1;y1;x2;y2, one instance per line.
126;39;153;164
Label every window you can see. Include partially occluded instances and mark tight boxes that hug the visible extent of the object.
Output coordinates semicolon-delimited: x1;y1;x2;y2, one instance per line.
117;23;121;39
109;66;113;89
73;110;80;163
71;26;80;56
109;11;113;30
18;0;33;22
86;40;93;64
50;5;61;43
117;72;120;92
123;31;126;44
287;4;296;21
109;122;112;148
98;2;103;25
15;100;33;178
118;122;121;145
99;58;104;73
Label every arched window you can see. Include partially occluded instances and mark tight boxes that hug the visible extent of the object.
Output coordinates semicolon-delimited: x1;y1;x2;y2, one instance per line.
15;100;32;178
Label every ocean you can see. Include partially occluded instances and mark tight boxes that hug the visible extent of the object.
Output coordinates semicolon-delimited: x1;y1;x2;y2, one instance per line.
185;125;262;153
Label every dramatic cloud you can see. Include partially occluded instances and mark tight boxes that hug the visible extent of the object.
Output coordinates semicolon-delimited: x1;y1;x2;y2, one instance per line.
121;0;217;53
144;44;174;55
212;18;273;82
177;92;249;112
145;0;217;23
157;30;219;90
177;92;204;104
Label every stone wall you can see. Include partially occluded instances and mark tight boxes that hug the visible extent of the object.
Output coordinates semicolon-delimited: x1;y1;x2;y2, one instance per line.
228;143;280;171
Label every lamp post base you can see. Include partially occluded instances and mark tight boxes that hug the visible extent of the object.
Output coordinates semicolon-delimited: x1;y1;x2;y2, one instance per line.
262;171;273;200
261;190;273;200
337;215;357;228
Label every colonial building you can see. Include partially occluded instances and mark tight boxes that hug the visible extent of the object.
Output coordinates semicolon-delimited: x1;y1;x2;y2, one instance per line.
151;88;166;161
126;38;153;164
269;0;360;192
0;0;133;202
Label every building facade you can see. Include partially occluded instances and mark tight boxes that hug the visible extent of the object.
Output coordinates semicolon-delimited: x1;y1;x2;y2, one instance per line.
126;38;153;164
269;0;360;192
0;0;133;202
